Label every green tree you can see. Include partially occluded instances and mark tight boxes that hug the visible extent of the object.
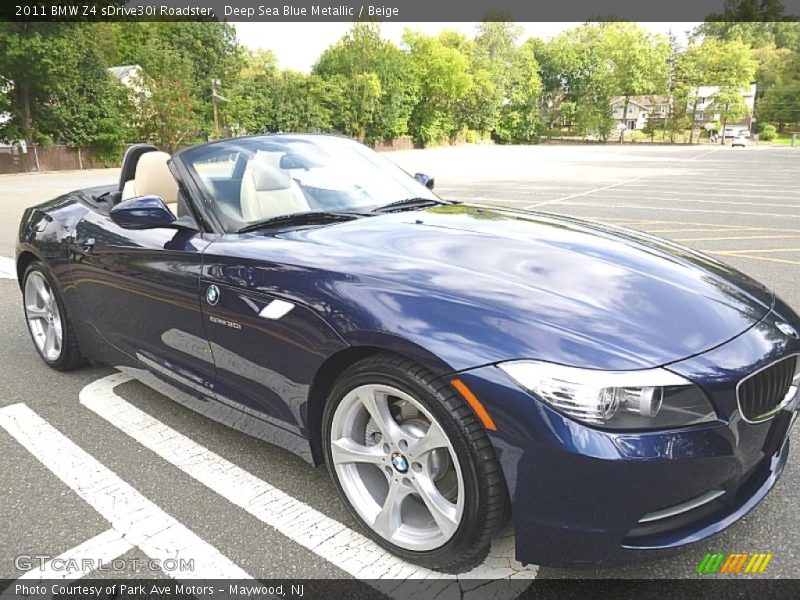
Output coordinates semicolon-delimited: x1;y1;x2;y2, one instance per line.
696;9;800;134
265;71;339;133
0;23;74;142
696;1;800;50
534;23;659;141
710;88;751;137
593;23;670;142
107;22;242;138
0;23;126;154
403;30;472;146
751;45;800;132
494;39;542;142
42;31;128;155
675;38;758;143
314;23;417;142
469;21;521;136
221;49;280;135
128;41;202;152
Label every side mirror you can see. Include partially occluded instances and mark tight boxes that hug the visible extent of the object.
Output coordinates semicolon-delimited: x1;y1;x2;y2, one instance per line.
414;173;435;190
110;195;176;230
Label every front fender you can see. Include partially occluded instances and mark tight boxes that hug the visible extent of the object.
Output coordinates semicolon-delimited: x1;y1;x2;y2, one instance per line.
341;329;457;377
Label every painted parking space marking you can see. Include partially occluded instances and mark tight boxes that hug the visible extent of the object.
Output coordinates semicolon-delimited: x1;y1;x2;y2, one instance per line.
16;529;133;581
587;194;800;210
599;220;800;235
80;373;537;593
646;227;783;234
0;403;253;580
708;248;800;255
560;218;800;266
583;219;741;230
673;235;800;243
525;146;726;210
620;178;800;188
616;183;800;195
556;201;800;220
707;252;800;266
525;173;660;209
0;257;15;279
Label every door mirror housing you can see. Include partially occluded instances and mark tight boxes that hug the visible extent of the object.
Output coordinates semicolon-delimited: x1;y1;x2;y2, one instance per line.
414;173;435;190
110;195;177;230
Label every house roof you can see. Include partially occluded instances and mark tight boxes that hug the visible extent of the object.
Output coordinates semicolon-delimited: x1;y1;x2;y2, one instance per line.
107;65;141;80
610;95;670;108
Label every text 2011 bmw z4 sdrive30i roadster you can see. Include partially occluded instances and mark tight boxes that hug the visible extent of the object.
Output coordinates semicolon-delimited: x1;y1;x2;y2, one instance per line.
16;134;800;571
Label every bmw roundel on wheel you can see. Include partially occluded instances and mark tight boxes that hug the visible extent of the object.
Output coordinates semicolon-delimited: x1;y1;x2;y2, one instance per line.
16;135;800;571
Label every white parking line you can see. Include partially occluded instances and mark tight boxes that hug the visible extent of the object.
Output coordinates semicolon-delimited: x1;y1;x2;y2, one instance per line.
0;403;253;580
555;201;800;219
0;257;15;279
525;146;724;209
620;182;800;193
524;174;655;209
80;373;537;592
17;529;133;581
587;194;800;209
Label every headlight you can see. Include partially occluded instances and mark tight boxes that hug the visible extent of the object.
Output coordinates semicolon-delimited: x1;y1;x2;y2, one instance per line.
498;360;717;430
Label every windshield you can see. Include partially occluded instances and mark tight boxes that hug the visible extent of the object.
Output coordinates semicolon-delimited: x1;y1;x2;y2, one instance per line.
177;134;439;233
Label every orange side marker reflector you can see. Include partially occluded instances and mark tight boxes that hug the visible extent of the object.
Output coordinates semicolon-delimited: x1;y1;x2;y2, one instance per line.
451;378;497;431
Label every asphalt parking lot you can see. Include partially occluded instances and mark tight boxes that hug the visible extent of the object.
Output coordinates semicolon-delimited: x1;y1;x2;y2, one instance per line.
1;143;798;588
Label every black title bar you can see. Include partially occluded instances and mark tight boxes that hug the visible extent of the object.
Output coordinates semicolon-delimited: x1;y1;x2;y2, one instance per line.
3;0;800;22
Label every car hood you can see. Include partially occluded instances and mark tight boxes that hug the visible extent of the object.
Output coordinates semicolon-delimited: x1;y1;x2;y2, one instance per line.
267;204;774;369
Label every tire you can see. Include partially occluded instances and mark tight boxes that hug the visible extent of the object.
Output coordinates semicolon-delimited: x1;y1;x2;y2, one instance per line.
22;261;87;371
322;353;508;572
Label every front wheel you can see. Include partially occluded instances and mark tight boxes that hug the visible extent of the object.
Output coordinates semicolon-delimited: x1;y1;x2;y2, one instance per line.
322;353;508;572
23;262;87;371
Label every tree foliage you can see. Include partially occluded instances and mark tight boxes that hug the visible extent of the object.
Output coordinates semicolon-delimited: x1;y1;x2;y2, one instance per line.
1;18;786;154
696;1;800;132
404;30;473;145
0;23;126;153
314;23;417;142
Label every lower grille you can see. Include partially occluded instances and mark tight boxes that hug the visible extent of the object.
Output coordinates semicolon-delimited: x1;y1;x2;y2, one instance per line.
737;355;798;423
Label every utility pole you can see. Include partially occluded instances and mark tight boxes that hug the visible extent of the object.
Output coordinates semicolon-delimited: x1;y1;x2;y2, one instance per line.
211;78;228;139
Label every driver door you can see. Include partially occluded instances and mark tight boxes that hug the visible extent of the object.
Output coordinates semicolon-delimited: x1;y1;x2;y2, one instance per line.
70;160;218;395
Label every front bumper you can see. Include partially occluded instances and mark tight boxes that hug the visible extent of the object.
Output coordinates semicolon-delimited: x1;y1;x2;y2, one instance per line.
458;304;800;569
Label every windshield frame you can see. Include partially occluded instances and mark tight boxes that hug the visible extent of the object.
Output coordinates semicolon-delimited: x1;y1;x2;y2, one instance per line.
174;133;442;235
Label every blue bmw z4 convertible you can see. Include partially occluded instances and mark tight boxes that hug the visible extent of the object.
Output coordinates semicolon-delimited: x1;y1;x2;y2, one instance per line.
16;134;800;571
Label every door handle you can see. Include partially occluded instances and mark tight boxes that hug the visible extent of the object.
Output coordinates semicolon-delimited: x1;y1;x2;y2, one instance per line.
80;238;96;255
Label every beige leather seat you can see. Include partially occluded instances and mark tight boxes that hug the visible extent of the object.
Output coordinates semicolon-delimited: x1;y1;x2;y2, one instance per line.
121;151;179;215
240;155;310;222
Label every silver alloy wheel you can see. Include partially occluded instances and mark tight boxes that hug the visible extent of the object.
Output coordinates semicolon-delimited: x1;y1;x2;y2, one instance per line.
330;383;465;551
24;271;63;361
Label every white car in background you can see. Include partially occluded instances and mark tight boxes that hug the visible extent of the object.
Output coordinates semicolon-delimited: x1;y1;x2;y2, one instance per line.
732;133;749;147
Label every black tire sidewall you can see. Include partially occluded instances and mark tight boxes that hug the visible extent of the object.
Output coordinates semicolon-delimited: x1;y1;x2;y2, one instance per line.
322;359;485;566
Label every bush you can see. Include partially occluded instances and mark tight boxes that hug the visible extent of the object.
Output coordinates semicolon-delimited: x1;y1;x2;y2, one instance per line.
760;124;777;141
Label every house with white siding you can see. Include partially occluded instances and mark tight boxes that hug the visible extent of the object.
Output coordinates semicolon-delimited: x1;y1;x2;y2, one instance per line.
610;95;671;131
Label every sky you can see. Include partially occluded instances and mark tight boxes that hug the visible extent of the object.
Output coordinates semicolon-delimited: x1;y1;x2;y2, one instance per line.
234;22;702;72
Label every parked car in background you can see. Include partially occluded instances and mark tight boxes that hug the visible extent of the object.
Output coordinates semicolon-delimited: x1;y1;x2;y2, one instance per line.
732;134;749;147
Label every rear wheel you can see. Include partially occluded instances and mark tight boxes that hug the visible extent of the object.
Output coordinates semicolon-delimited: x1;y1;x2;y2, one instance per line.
322;353;508;572
23;262;86;371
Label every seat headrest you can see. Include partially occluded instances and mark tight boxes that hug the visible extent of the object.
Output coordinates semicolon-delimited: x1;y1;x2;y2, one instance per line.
134;151;178;205
118;144;158;192
251;157;292;191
